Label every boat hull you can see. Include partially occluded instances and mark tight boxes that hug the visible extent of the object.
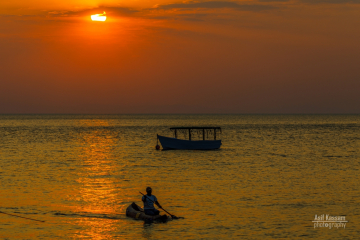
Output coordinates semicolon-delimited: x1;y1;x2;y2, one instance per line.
126;202;168;222
157;135;221;150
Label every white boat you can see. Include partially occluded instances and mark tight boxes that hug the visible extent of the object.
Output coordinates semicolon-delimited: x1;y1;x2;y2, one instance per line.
157;127;222;150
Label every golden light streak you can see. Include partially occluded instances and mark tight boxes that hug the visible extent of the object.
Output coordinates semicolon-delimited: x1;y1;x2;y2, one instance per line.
91;11;106;21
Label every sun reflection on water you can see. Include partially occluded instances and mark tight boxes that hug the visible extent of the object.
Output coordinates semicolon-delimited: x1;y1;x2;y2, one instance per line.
71;119;124;238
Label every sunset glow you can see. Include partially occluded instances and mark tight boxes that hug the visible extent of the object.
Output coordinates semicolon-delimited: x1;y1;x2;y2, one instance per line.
91;12;106;21
1;0;360;114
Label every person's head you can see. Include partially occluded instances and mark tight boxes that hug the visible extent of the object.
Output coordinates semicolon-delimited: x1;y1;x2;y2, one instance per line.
146;187;152;195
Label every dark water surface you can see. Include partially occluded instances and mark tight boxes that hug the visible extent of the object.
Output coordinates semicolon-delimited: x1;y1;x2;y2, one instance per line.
0;114;359;239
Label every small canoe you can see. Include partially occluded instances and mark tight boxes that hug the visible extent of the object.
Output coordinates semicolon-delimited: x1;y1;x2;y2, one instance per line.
126;202;168;222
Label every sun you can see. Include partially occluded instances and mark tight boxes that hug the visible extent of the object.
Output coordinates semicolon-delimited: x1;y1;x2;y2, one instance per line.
91;12;106;21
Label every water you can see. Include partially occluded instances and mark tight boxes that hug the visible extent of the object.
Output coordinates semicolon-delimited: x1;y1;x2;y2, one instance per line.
0;114;359;239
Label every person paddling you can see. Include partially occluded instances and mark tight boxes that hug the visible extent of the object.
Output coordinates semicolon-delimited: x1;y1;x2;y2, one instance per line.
142;187;162;216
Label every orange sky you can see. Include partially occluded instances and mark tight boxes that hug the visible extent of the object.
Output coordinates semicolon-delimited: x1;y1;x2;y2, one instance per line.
1;0;360;113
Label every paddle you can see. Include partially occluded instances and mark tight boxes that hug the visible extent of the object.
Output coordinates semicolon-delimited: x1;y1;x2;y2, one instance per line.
139;192;180;219
0;211;45;222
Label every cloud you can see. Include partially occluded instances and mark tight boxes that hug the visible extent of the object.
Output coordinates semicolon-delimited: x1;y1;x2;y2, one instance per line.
155;1;278;11
258;0;289;2
173;13;210;21
299;0;360;3
46;6;138;17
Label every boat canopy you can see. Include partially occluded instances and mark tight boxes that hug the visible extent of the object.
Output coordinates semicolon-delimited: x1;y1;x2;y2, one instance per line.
170;127;221;130
169;127;221;141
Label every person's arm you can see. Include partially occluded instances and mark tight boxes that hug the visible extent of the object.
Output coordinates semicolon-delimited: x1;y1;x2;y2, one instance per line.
155;201;162;209
142;196;145;202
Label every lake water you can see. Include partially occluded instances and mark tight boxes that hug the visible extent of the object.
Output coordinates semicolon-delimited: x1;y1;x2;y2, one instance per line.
0;114;359;239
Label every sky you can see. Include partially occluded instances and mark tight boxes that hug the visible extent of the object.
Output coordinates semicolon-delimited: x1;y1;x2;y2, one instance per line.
0;0;359;114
